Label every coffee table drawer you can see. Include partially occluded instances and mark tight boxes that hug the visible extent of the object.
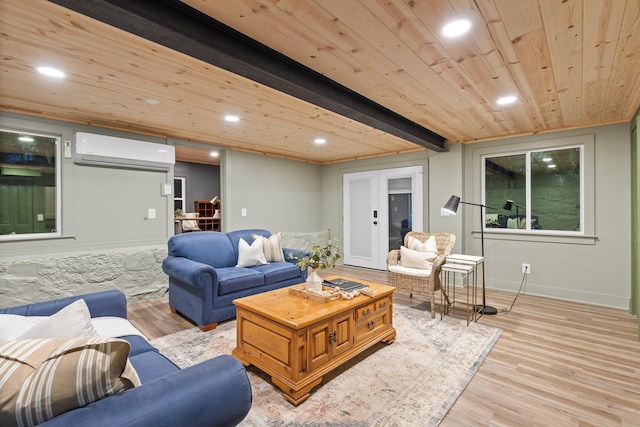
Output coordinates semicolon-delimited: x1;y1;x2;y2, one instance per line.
374;296;392;312
355;302;375;320
355;306;391;343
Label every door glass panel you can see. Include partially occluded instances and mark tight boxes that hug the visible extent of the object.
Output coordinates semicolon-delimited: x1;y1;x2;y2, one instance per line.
388;177;413;251
388;193;411;250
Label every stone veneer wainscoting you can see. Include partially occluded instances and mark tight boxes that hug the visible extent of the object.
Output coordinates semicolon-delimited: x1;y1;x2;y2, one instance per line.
0;230;332;307
280;229;331;251
0;246;168;307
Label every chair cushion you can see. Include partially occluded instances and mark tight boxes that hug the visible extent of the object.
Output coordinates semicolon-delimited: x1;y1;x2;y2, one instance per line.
216;267;265;295
389;264;433;277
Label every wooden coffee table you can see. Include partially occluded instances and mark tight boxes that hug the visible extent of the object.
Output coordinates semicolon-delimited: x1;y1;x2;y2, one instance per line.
232;276;396;405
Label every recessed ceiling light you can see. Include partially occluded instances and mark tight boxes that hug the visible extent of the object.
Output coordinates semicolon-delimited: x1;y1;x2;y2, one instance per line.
542;157;552;162
145;98;160;105
19;135;34;142
210;151;219;157
497;95;518;105
441;19;471;38
36;66;65;78
314;138;326;145
547;164;557;169
224;115;240;123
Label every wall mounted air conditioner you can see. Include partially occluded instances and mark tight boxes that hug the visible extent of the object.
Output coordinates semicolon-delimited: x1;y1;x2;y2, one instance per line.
74;132;175;171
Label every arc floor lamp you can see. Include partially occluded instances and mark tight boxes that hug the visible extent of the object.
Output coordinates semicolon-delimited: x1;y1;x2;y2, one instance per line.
442;195;498;315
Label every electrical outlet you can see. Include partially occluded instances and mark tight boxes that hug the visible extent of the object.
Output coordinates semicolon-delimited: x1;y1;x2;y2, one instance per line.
522;263;531;274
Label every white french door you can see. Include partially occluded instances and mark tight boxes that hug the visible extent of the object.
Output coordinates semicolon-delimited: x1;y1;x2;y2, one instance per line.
343;166;423;270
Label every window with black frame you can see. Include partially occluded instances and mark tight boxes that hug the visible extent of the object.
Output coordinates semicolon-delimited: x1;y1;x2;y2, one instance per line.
0;129;60;238
484;146;582;233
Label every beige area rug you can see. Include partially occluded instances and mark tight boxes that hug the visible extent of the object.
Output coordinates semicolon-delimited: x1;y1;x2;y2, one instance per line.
150;304;502;426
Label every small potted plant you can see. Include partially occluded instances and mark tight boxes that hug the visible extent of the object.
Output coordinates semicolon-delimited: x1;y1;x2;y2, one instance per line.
290;239;341;293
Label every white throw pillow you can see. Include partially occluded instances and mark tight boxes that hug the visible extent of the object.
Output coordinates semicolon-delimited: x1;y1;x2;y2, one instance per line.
0;315;44;341
400;246;434;270
236;237;268;267
91;317;147;339
254;231;285;262
18;299;98;339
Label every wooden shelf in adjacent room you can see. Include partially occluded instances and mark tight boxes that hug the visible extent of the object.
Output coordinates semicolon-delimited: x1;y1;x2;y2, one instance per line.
194;199;221;231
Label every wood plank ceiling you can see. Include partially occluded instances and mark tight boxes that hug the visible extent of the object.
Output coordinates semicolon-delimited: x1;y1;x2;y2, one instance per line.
1;0;639;165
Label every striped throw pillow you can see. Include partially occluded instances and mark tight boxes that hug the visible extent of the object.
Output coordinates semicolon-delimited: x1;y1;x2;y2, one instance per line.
407;235;438;254
253;231;285;262
0;337;140;427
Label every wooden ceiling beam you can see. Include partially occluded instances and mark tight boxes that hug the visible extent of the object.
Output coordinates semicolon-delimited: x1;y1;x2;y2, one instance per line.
49;0;447;152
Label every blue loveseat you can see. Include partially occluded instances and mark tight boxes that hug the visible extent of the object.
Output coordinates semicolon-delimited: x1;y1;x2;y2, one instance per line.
0;290;252;427
162;229;307;331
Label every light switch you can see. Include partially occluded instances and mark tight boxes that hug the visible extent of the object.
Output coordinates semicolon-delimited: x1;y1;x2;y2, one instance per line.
161;184;172;196
37;214;44;222
147;208;156;219
241;208;247;217
64;140;72;159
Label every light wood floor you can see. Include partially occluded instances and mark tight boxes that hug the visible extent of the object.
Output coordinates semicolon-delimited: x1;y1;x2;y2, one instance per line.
127;265;640;426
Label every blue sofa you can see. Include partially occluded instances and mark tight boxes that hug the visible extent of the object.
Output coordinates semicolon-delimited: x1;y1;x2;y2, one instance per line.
162;229;307;331
0;290;252;427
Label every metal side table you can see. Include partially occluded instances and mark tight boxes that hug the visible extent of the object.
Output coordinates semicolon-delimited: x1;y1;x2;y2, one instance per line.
441;254;484;324
440;263;477;325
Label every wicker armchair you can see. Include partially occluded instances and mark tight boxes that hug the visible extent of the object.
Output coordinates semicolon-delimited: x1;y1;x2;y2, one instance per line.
387;232;456;318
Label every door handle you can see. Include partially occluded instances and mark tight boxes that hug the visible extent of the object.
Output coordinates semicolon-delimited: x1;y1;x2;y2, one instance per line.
373;221;378;225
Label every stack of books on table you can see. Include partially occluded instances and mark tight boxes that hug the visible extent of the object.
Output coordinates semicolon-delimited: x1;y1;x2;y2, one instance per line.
323;278;368;292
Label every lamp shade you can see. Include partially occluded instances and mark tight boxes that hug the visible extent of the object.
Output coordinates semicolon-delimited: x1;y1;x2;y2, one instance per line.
503;200;513;210
442;195;461;214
